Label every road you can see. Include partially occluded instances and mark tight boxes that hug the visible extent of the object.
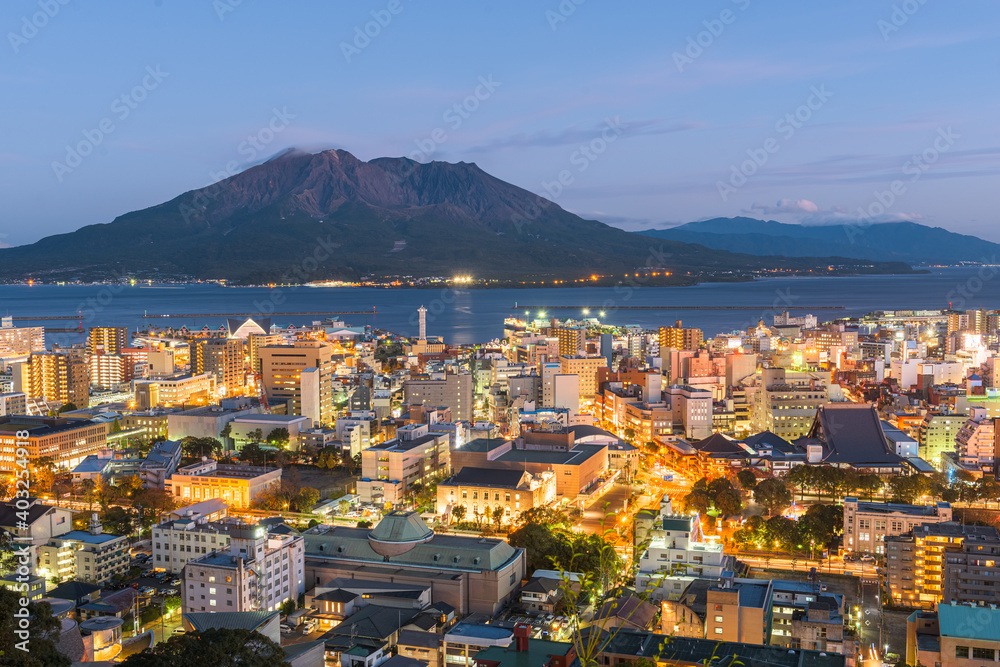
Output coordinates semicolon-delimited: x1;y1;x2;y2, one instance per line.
577;484;631;536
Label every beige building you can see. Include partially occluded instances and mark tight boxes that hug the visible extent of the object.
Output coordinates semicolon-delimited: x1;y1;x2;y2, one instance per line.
192;338;247;396
0;415;107;474
357;424;450;504
0;324;45;360
402;372;474;421
166;459;281;509
659;321;703;351
843;497;952;555
558;355;606;401
25;352;89;408
303;511;525;615
134;373;217;409
436;467;555;525
38;514;129;585
750;368;828;441
908;604;1000;667
260;341;335;424
87;327;128;356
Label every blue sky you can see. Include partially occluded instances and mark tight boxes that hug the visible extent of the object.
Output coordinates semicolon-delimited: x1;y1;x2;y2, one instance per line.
2;0;999;247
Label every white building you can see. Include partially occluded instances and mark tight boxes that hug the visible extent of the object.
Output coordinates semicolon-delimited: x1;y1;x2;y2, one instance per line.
38;514;129;586
955;407;996;470
152;518;234;573
181;523;304;614
634;498;728;601
665;385;713;440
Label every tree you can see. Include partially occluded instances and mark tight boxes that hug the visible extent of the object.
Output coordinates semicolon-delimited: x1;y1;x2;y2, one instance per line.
623;427;636;443
251;487;290;511
338;499;351;515
0;587;71;666
239;443;266;467
120;627;290;666
753;478;792;516
736;470;758;493
219;422;232;443
110;418;123;434
279;599;295;617
292;487;320;513
56;402;77;414
267;428;290;448
249;428;265;444
491;505;506;527
451;505;467;523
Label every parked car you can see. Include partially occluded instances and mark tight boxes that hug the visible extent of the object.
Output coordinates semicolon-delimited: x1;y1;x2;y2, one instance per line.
860;554;876;563
279;624;292;634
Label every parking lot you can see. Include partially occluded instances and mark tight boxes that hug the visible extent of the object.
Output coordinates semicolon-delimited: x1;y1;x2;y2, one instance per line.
497;610;573;641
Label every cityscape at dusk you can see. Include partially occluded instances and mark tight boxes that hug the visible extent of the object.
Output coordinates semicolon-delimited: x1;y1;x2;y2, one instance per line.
3;3;1000;667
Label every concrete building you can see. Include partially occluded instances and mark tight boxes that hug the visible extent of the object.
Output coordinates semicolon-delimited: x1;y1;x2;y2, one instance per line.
38;514;129;585
182;523;305;614
554;326;586;356
907;603;1000;667
303;511;525;615
0;415;107;474
843;497;953;556
0;323;45;360
664;385;713;440
191;338;247;396
918;413;968;470
750;368;829;441
942;532;1000;607
558;355;606;401
886;523;1000;608
87;327;128;356
659;321;703;351
403;373;474;422
25;352;90;408
166;459;282;509
134;373;217;409
436;467;556;525
229;414;310;450
357;424;450;504
0;496;74;576
0;392;26;416
260;341;336;425
152;518;234;573
444;623;514;667
954;409;997;472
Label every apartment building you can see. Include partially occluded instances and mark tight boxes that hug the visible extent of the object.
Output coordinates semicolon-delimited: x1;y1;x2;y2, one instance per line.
886;523;1000;608
134;373;217;409
843;497;953;555
191;338;247;395
664;385;713;440
0;415;107;474
954;409;997;472
165;459;282;509
942;532;1000;607
24;352;89;408
436;467;556;524
659;321;703;351
918;413;968;470
0;392;26;416
403;372;474;421
357;424;450;504
38;514;129;585
182;523;305;614
0;323;45;360
86;327;128;356
704;579;773;645
554;326;586;356
260;340;336;424
152;518;233;573
0;496;73;577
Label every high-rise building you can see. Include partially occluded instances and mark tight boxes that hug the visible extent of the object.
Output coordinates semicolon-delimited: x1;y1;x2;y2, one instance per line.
86;326;128;356
25;352;89;408
0;323;45;360
750;368;828;441
260;340;335;424
554;326;586;356
558;354;606;401
658;320;703;351
246;332;283;375
192;338;246;396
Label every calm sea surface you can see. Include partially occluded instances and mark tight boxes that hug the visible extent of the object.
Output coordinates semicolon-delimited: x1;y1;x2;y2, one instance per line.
0;268;996;346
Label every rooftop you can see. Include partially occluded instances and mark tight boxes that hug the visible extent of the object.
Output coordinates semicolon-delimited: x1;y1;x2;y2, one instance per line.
444;467;530;489
446;622;514;641
56;530;125;545
939;603;1000;642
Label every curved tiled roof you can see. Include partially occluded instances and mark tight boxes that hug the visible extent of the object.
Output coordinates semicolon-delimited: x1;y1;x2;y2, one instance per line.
369;511;434;543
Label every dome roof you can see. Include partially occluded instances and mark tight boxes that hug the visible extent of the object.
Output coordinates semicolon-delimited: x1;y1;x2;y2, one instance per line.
368;511;434;557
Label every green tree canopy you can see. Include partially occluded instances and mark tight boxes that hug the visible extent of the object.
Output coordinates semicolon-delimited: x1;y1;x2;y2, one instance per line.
753;478;792;516
120;628;290;667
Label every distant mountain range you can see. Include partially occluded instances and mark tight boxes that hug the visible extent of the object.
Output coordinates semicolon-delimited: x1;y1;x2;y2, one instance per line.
638;217;1000;265
0;150;916;283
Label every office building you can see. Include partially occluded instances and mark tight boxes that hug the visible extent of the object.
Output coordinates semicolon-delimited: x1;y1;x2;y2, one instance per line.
907;603;1000;667
134;373;217;409
558;355;606;401
750;368;828;441
0;392;26;416
403;372;474;422
166;459;282;509
182;523;305;613
664;385;713;440
843;497;953;555
153;518;234;572
436;467;556;525
0;415;107;474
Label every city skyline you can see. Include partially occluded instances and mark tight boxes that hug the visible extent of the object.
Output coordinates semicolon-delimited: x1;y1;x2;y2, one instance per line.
2;1;999;248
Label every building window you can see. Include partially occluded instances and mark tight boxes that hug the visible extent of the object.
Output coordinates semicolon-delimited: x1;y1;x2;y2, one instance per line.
714;616;723;622
714;628;723;635
972;648;994;661
955;647;969;659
